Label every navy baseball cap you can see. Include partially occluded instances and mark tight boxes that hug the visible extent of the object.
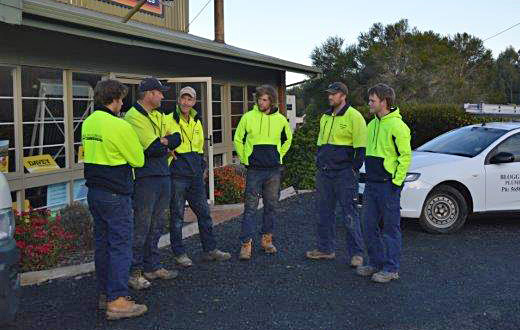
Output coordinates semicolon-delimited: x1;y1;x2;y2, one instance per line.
325;82;348;95
138;78;170;92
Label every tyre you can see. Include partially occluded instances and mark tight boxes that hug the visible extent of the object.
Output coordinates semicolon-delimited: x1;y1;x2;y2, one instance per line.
419;184;469;234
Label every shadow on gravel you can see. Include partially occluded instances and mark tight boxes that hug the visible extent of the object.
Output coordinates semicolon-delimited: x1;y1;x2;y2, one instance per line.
13;193;520;330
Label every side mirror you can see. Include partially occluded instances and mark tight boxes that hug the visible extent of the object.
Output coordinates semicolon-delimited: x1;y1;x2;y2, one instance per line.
490;152;515;164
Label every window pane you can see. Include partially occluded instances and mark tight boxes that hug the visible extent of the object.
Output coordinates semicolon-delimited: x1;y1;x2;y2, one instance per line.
212;102;221;116
0;99;14;123
495;134;520;161
213;153;223;167
0;67;14;97
231;86;243;101
162;82;177;101
247;85;257;103
21;67;63;98
73;179;88;203
231;102;243;115
22;98;64;123
213;131;222;144
23;123;65;147
212;116;222;130
212;84;221;101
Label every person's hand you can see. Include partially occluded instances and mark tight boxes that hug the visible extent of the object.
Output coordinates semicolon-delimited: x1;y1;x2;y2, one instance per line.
170;150;177;160
160;137;169;146
203;168;208;181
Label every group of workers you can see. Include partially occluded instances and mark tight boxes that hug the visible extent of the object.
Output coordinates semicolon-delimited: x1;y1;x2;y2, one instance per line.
82;77;411;321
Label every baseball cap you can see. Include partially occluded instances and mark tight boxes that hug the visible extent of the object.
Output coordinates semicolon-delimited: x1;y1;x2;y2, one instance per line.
179;86;196;98
138;77;170;92
325;82;348;95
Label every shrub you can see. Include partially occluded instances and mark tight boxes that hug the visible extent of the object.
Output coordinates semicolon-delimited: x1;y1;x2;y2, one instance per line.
14;209;76;272
213;165;246;205
283;103;502;190
59;202;94;251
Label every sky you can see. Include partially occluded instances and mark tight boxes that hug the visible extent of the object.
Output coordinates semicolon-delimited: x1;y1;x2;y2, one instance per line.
186;0;520;85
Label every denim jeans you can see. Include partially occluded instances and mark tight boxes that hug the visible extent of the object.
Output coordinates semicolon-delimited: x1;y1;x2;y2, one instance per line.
88;187;133;301
131;176;170;273
170;175;216;255
361;181;402;272
240;168;281;243
315;168;364;256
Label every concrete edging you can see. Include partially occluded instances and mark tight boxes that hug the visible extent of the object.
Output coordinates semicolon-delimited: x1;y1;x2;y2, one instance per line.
20;186;310;286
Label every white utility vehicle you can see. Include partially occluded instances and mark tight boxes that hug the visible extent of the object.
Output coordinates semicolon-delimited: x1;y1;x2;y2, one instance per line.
359;122;520;233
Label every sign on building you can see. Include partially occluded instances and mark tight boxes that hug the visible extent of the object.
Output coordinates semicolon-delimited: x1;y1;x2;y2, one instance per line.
23;155;60;173
103;0;163;15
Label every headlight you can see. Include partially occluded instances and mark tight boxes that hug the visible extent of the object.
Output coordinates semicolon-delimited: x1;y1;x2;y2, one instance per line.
0;208;15;242
404;173;421;182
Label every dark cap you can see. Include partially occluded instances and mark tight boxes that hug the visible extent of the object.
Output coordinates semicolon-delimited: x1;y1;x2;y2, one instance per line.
138;78;170;92
325;82;348;95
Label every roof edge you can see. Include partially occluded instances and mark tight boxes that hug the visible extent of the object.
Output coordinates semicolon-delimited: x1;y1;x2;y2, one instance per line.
21;0;321;75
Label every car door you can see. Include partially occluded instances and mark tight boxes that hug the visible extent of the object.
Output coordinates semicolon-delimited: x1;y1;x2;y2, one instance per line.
484;132;520;211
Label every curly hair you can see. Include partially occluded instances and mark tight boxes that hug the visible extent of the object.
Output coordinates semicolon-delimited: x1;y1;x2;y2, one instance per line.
94;79;128;106
255;84;277;106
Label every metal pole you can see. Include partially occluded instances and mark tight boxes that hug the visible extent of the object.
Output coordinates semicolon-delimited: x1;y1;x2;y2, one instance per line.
122;0;147;23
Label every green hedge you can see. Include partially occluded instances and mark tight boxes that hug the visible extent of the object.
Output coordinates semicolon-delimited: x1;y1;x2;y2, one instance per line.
283;104;501;190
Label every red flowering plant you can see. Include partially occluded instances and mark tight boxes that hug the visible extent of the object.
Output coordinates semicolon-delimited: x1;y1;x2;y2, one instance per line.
213;165;246;205
14;209;76;272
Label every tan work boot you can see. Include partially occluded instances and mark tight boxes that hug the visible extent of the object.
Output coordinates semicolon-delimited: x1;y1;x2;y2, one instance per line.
305;249;335;260
98;294;107;310
350;255;364;268
203;249;231;262
261;233;277;254
128;270;151;290
239;240;252;260
144;268;178;281
106;296;148;320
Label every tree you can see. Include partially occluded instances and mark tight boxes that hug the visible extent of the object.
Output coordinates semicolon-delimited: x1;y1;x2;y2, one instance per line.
496;47;520;103
293;19;508;108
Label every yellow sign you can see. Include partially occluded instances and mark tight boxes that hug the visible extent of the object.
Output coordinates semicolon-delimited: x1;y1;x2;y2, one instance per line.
78;146;84;163
23;154;60;173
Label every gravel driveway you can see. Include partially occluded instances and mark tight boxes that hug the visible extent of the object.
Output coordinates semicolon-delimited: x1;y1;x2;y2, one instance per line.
11;193;520;330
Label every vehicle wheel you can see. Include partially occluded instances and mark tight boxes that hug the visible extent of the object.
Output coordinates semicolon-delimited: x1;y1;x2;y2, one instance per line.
419;184;468;234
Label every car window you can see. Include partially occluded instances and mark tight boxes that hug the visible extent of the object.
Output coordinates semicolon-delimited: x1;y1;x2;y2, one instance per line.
491;133;520;162
417;126;507;157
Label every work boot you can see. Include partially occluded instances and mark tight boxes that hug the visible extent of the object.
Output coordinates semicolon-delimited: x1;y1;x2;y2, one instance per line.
128;270;151;290
356;265;378;277
371;271;399;283
106;296;148;320
305;249;335;260
174;254;193;267
98;294;107;310
239;240;252;260
350;255;364;268
202;249;231;262
144;268;178;281
261;233;277;254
